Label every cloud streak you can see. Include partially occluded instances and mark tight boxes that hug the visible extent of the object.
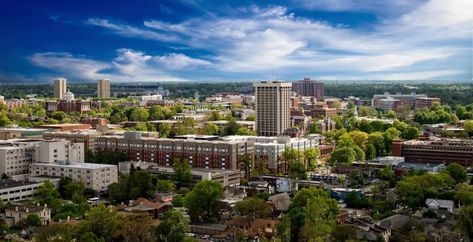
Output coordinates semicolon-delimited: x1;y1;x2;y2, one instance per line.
27;0;473;81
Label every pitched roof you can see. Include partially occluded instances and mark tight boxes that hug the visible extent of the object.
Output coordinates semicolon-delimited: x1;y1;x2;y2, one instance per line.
267;193;290;211
425;198;454;209
379;214;410;230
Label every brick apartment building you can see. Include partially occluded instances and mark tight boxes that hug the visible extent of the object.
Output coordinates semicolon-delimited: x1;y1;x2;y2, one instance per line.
392;139;473;166
95;132;254;170
292;78;325;99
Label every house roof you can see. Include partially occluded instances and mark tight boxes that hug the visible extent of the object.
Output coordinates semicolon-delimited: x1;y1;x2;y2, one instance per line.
425;198;454;209
267;193;290;211
379;214;410;230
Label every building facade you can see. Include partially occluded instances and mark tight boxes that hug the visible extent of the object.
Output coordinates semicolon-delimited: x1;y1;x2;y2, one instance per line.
0;141;37;176
392;139;473;166
29;162;117;191
292;78;325;99
95;132;254;170
254;81;292;136
43;131;98;151
53;78;67;99
97;79;111;98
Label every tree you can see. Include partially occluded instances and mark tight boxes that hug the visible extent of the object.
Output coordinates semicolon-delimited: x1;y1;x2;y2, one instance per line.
129;108;149;121
456;204;473;241
156;180;176;193
240;154;253;180
25;214;42;227
289;161;307;180
184;180;223;222
331;224;359;242
365;143;377;160
282;188;338;242
156;209;190;242
368;132;385;156
345;192;373;209
159;123;171;138
329;146;356;165
464;120;473;136
446;163;467;184
149;105;165;120
234;198;269;218
396;173;455;209
402;126;420;140
223;119;240;135
37;180;60;203
454;183;473;206
175;118;196;135
236;127;256;136
117;213;156;242
172;159;193;186
304;148;320;170
202;123;220;135
79;204;120;242
172;194;185;207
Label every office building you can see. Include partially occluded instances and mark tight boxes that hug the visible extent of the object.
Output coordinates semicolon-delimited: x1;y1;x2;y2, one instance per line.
254;81;292;136
292;78;325;99
97;79;111;98
53;78;67;99
95;132;253;170
392;139;473;167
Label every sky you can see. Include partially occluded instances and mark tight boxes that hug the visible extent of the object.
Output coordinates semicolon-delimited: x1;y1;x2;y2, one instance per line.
0;0;471;83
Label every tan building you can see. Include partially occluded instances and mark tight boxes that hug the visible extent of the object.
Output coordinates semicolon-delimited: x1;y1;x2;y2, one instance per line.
5;204;51;226
97;79;111;98
43;131;98;151
53;78;67;99
254;81;292;136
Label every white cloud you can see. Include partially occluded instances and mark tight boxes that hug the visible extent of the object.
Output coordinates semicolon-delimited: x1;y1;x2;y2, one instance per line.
30;52;112;80
29;50;210;82
38;1;472;81
86;18;176;42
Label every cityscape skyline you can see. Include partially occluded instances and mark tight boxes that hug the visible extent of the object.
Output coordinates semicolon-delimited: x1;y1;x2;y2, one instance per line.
0;0;472;83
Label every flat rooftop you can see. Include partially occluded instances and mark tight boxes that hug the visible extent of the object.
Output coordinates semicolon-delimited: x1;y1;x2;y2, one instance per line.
0;180;38;189
32;162;116;169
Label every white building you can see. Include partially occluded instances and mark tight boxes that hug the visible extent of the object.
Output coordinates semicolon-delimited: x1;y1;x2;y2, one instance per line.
35;140;84;164
254;81;292;136
0;180;54;202
0;140;38;176
29;161;118;192
222;135;321;171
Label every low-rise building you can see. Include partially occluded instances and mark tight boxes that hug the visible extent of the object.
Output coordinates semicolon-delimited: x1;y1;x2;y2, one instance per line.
146;166;240;187
29;161;117;192
4;204;51;225
0;180;49;202
39;124;92;132
392;139;473;166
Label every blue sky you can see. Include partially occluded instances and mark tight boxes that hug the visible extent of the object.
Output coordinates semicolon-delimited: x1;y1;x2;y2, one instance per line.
0;0;471;83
